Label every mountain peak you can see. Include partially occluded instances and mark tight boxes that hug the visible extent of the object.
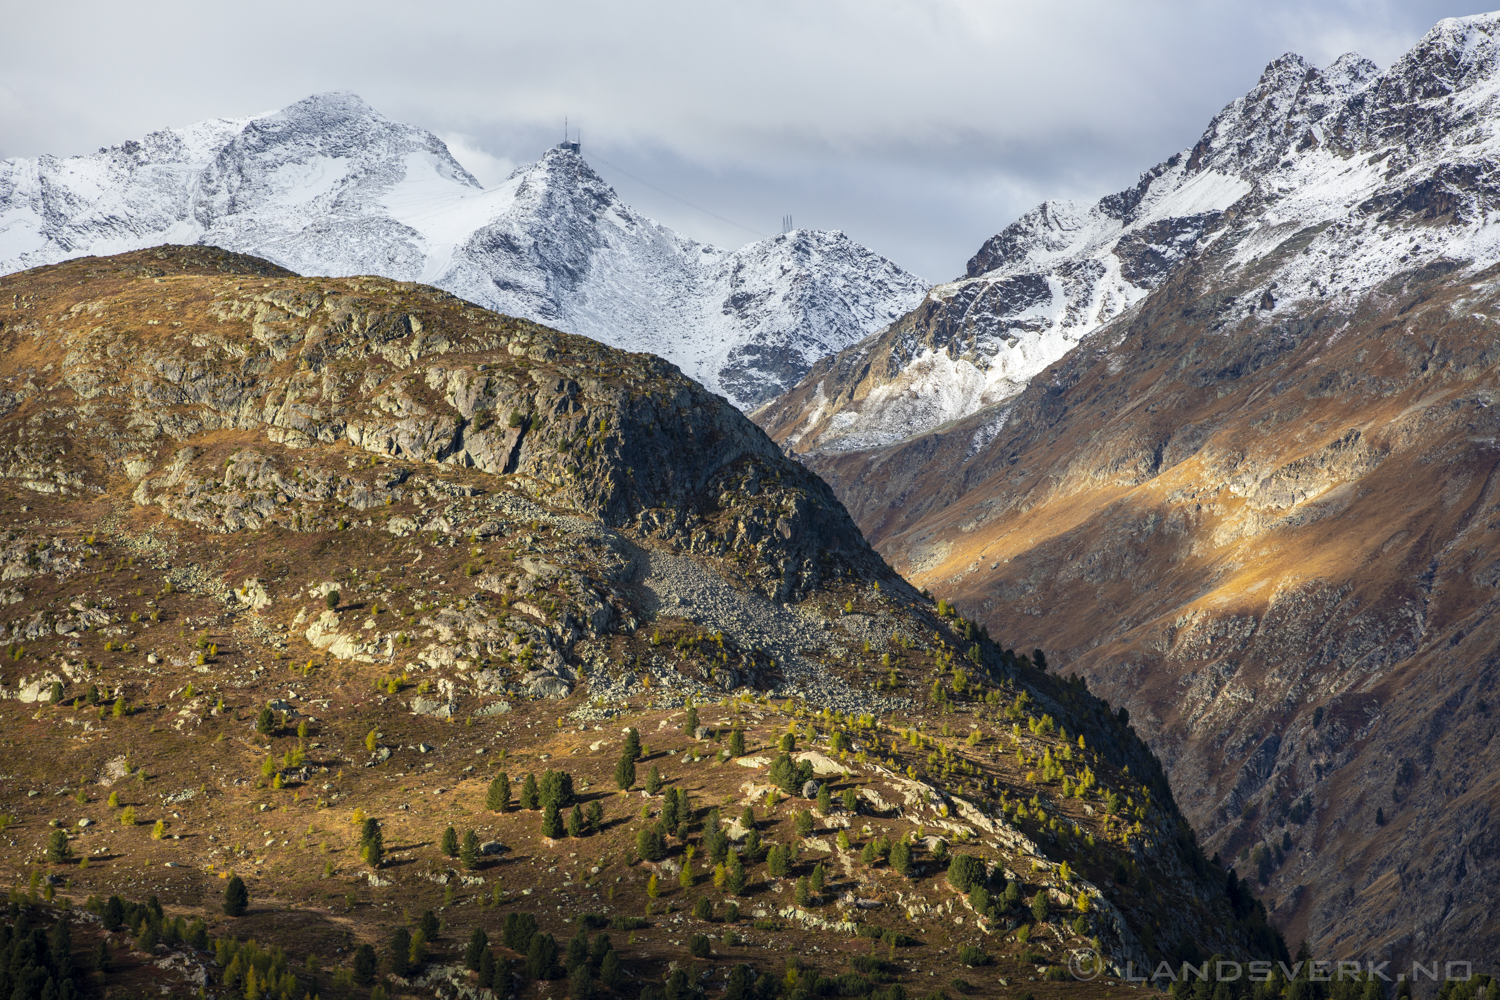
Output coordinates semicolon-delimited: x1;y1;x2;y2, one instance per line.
1383;11;1500;101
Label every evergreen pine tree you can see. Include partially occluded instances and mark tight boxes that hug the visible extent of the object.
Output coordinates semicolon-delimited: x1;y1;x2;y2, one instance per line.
542;801;564;839
465;927;490;971
567;805;585;838
586;799;604;833
646;764;662;796
390;926;411;976
600;951;622;990
441;825;459;858
890;839;913;877
461;829;480;870
353;943;377;985
521;773;540;809
487;772;511;812
728;728;745;757
615;751;636;791
623;728;641;761
684;705;699;736
46;829;71;864
726;854;746;896
223;875;248;916
565;933;589;973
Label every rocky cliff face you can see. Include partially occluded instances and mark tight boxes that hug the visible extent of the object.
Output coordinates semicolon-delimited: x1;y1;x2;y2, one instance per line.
0;94;927;409
0;246;1283;978
753;12;1500;968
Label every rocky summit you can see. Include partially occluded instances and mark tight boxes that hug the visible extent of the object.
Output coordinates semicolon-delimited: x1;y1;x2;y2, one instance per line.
0;247;1280;1000
756;11;1500;974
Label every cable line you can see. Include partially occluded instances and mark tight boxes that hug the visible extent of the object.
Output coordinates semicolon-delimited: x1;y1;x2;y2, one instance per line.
586;151;770;239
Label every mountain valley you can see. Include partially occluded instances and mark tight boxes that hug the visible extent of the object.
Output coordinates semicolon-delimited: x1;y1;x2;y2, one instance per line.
756;12;1500;972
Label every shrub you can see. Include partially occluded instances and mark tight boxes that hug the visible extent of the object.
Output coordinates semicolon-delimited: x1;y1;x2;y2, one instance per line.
1031;893;1050;923
957;946;988;967
255;706;275;735
610;916;649;931
693;896;713;921
326;589;341;610
688;933;711;959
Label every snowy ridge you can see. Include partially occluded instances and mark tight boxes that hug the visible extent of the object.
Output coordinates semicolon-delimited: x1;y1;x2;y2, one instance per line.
0;93;926;409
764;11;1500;453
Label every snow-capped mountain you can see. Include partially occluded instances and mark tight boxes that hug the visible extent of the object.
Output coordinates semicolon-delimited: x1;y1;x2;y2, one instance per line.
757;13;1500;452
0;92;926;408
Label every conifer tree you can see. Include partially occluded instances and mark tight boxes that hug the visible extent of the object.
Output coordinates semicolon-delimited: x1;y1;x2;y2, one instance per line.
615;751;636;791
542;801;563;839
521;773;540;809
223;875;248;916
487;772;511;812
461;829;480;870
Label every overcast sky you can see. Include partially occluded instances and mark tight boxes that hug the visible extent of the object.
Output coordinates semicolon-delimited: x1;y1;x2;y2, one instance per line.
0;0;1473;280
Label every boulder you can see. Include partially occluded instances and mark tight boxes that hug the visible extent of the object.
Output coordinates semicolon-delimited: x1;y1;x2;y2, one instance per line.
410;697;454;718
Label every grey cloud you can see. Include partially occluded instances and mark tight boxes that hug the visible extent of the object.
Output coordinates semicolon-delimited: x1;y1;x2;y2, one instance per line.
0;0;1465;279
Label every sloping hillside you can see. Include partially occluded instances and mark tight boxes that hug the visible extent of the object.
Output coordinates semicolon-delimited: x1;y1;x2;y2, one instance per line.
0;248;1280;1000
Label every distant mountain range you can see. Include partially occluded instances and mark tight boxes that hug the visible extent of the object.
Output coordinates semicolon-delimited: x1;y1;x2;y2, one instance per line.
0;92;927;409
